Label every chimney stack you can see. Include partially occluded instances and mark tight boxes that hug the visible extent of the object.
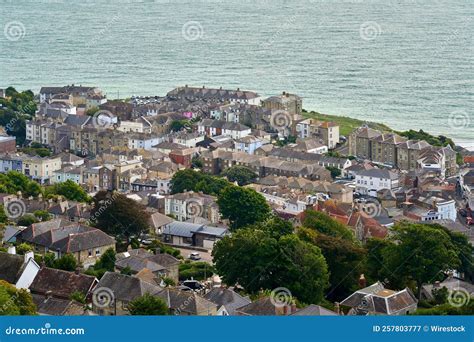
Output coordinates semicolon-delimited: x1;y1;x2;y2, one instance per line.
359;274;367;289
334;302;340;315
24;251;34;263
291;301;297;314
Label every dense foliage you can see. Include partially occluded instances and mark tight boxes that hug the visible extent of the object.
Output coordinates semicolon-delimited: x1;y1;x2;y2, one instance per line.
213;218;329;304
217;185;271;230
179;261;215;281
0;171;42;197
0;87;36;145
367;222;463;298
222;166;258;186
297;227;366;300
90;191;150;242
128;293;168;315
301;210;354;241
0;280;36;315
45;180;91;202
170;169;230;195
85;248;116;279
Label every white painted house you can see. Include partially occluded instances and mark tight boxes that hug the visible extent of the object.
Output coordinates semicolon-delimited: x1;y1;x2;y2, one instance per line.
0;248;41;290
355;168;400;196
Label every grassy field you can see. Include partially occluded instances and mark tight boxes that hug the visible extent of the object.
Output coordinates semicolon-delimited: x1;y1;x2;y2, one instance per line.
302;110;393;137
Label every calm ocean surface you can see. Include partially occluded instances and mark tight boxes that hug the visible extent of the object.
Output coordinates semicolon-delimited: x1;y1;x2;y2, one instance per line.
0;0;472;148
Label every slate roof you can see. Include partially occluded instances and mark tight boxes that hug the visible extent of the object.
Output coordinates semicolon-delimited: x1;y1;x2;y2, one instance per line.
235;297;279;316
19;219;115;253
157;288;217;315
149;212;175;229
340;282;417;315
115;256;167;273
291;304;338;316
357;168;399;180
0;252;27;284
32;294;93;316
63;115;91;127
30;267;97;299
199;119;250;132
167;86;259;101
96;272;163;302
204;287;251;315
163;221;229;238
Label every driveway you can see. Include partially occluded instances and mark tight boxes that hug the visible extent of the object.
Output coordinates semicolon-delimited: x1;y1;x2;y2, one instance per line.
176;247;213;264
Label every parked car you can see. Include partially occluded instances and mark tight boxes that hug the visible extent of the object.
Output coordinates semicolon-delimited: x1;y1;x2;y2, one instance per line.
188;252;201;261
182;280;204;291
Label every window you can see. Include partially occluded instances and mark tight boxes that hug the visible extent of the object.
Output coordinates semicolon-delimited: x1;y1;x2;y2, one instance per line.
88;249;93;257
96;249;101;256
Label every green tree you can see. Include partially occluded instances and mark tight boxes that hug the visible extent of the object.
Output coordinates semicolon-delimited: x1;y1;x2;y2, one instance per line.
302;210;353;240
170;119;190;132
0;280;36;315
170;169;230;195
91;191;150;243
128;293;168;315
382;222;460;298
365;238;397;285
16;243;33;255
325;166;341;179
179;261;215;281
94;248;116;272
0;205;8;224
33;210;51;222
222;166;258;186
298;227;366;300
17;214;39;226
147;240;182;259
217;185;271;230
49;180;90;202
70;291;87;304
0;88;36;145
413;301;474;315
162;277;176;287
213;221;329;304
0;171;42;197
53;254;78;272
430;224;474;281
